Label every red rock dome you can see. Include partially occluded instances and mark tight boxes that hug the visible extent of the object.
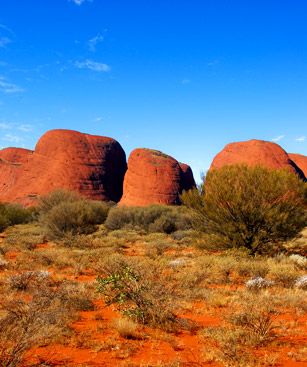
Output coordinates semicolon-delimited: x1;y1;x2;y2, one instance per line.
0;147;33;164
210;139;305;179
0;129;127;205
119;148;195;207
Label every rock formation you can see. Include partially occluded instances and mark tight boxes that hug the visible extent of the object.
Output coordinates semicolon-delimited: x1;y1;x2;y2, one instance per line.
119;148;195;206
210;139;306;179
0;129;127;205
288;153;307;177
179;163;196;192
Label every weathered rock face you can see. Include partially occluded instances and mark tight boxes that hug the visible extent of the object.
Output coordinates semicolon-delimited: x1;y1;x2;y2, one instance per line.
0;129;127;205
289;153;307;177
0;147;33;164
179;163;196;192
210;139;306;179
0;148;34;203
119;149;195;206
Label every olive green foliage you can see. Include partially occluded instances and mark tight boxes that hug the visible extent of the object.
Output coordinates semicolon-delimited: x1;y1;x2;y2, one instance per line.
37;189;81;215
182;165;307;254
38;190;112;240
97;256;177;329
105;205;193;234
0;203;33;233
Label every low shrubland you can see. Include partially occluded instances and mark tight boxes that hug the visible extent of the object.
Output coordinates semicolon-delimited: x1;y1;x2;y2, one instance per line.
105;205;193;234
0;180;306;366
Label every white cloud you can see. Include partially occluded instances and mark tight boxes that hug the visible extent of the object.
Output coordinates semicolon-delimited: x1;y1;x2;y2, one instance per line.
69;0;92;5
0;121;33;133
0;122;11;129
181;79;191;85
75;59;110;72
295;136;306;142
94;116;103;122
2;133;23;144
271;135;285;142
0;76;24;94
88;34;104;52
17;124;33;132
0;37;11;48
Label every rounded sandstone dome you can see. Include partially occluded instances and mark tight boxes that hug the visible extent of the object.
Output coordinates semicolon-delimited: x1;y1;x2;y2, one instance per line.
0;129;127;205
120;148;195;206
0;147;33;164
210;139;305;179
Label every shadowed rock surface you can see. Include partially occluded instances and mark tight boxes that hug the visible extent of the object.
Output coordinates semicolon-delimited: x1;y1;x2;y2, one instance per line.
0;129;127;205
289;153;307;177
120;148;195;206
179;163;196;192
210;139;306;179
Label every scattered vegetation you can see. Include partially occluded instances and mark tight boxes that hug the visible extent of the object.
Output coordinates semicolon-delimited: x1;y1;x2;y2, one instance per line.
0;185;306;366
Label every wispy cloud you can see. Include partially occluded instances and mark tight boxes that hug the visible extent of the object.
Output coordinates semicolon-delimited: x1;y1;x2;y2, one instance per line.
0;76;24;94
0;121;33;132
88;33;104;52
207;60;219;67
295;136;306;142
181;79;191;85
69;0;92;5
2;133;23;144
0;24;14;35
271;135;285;142
0;37;11;48
75;59;110;72
0;122;11;130
17;124;33;132
93;116;103;122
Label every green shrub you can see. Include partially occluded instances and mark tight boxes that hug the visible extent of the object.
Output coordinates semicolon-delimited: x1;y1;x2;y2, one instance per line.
37;189;80;215
40;199;111;240
182;165;307;255
105;205;193;233
97;256;177;330
0;203;33;232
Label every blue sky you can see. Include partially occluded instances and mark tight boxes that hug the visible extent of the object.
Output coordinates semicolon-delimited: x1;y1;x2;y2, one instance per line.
0;0;306;180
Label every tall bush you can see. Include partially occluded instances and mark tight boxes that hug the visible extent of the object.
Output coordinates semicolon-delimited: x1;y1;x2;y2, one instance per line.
181;165;307;254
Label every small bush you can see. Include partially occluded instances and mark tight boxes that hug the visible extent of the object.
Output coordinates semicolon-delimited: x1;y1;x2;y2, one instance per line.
9;270;50;291
37;189;80;215
97;256;177;330
0;257;9;270
182;165;307;255
40;198;111;240
294;275;307;290
105;205;193;234
245;277;274;290
0;203;33;232
114;317;139;339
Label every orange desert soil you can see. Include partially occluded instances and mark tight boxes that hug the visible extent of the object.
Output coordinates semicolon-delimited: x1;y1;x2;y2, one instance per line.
0;238;305;367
